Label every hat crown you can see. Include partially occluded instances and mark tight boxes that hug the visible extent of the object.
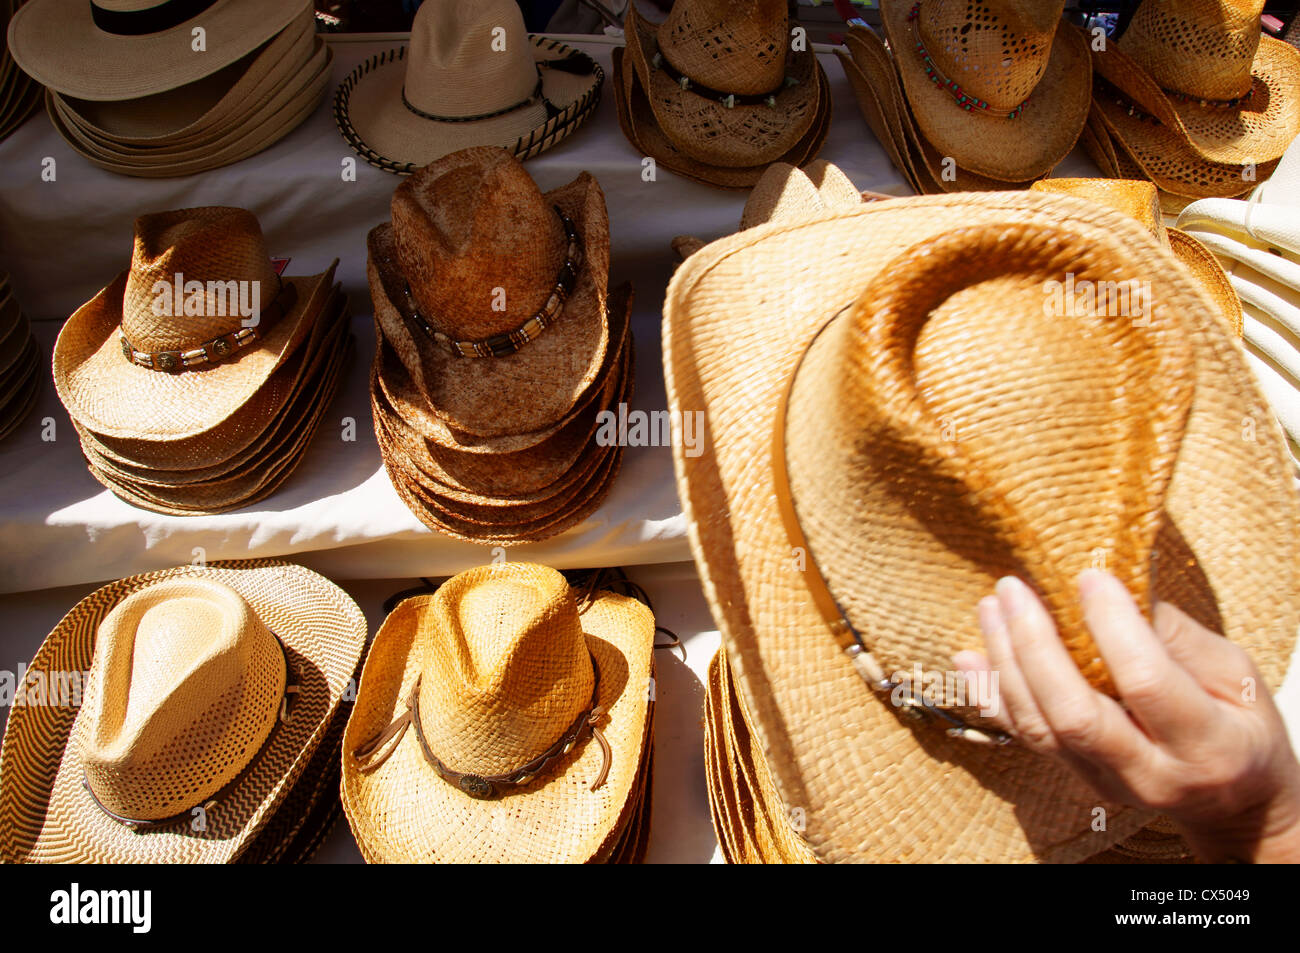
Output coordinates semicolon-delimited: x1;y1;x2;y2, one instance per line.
1031;178;1169;247
659;0;790;96
415;564;595;778
403;0;539;119
77;578;287;822
917;0;1065;111
391;147;569;340
1120;0;1262;100
121;207;279;355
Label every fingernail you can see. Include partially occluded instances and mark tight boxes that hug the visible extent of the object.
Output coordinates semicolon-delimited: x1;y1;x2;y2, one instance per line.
994;576;1030;619
977;595;1004;637
953;649;988;673
1077;567;1109;600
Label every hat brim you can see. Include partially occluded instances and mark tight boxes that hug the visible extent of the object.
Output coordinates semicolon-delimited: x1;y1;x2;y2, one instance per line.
52;262;336;441
369;173;610;438
881;2;1092;182
335;37;602;175
0;560;367;863
6;0;308;101
341;588;653;863
663;192;1300;862
623;3;820;169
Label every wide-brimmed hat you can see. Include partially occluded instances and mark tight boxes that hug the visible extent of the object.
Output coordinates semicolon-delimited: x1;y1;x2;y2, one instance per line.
0;271;40;441
0;0;40;142
1093;0;1300;168
0;559;367;863
53;206;335;442
334;0;601;175
6;0;304;101
368;147;610;439
877;0;1091;183
664;191;1300;862
342;563;654;863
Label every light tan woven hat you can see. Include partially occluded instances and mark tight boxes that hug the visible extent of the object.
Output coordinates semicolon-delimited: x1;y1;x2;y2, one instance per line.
334;0;601;175
342;563;654;863
1092;0;1300;167
0;559;367;863
6;0;305;101
622;0;824;170
1032;177;1244;335
368;147;610;439
878;0;1092;183
664;190;1300;862
53;206;335;441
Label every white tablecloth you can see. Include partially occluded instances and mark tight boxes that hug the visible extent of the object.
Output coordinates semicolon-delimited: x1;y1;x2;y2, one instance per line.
0;34;1104;594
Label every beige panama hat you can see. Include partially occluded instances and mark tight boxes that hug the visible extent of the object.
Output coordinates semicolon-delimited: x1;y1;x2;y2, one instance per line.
0;560;367;863
664;190;1300;862
334;0;601;175
877;0;1091;184
53;206;336;442
342;563;655;863
6;0;305;101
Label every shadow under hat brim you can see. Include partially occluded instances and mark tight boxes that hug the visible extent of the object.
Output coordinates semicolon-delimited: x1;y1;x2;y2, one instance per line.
369;172;610;439
53;262;336;441
341;589;654;863
624;3;820;169
663;193;1300;862
881;2;1092;182
6;0;307;101
335;37;602;175
0;560;367;864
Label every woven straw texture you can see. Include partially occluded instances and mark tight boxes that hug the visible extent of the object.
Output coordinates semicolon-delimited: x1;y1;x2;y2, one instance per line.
664;191;1300;862
341;564;655;863
0;560;367;864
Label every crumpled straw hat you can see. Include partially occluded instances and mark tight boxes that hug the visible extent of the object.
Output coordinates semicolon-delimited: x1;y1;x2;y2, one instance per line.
0;271;40;441
5;0;304;101
0;559;367;863
342;563;655;864
613;0;830;190
334;0;602;175
870;0;1091;185
664;190;1300;862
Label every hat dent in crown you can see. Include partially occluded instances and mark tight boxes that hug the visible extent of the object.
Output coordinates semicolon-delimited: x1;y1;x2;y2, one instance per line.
918;0;1064;111
415;564;596;778
391;148;569;341
120;207;279;355
77;578;287;822
1120;0;1263;101
659;0;790;96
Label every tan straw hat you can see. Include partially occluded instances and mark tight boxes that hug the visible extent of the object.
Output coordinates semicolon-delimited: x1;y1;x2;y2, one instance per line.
878;0;1091;183
368;147;610;439
334;0;601;175
342;563;655;863
6;0;305;101
0;559;367;863
53;206;336;441
665;190;1300;862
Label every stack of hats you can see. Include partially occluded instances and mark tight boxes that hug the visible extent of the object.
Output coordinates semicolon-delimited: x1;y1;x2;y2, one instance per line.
334;0;602;175
1086;0;1300;212
0;269;39;441
7;0;330;177
665;187;1300;862
837;1;1091;194
342;563;656;864
0;1;39;140
612;0;830;190
0;560;368;864
367;147;632;544
52;206;351;515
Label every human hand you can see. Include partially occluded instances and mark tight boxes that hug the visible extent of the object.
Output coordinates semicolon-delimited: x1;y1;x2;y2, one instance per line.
954;569;1300;863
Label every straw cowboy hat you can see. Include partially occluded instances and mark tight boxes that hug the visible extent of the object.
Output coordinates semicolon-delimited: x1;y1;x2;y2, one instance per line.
342;563;655;863
0;559;367;863
876;0;1092;184
6;0;304;101
664;190;1300;862
53;206;336;442
1032;177;1244;336
368;147;610;439
334;0;602;175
